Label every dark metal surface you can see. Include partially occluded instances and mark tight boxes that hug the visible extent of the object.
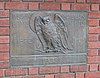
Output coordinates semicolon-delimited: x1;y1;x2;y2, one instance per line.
11;54;87;67
10;11;88;67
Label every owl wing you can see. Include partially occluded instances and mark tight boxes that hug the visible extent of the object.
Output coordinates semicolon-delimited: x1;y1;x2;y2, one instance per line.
29;15;48;51
54;14;73;50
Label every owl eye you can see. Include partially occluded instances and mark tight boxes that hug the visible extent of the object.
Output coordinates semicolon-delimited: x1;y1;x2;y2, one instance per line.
46;19;50;22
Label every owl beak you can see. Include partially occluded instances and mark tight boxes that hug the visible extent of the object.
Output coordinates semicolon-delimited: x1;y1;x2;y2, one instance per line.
39;16;45;25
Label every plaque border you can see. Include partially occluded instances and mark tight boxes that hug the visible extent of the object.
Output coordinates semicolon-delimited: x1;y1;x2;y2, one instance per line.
9;10;88;68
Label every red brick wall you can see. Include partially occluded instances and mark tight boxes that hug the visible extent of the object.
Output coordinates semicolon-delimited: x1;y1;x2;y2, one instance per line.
0;0;100;78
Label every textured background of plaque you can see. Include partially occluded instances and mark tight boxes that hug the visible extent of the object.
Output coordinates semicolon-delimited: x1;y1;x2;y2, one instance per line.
10;11;88;67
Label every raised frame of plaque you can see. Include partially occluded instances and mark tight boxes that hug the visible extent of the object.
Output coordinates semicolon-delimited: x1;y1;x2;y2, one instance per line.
10;11;88;67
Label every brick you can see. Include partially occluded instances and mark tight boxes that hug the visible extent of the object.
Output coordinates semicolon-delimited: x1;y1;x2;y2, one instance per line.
88;49;98;56
87;0;100;3
56;0;75;2
45;74;54;78
89;64;98;71
9;75;45;78
77;0;85;3
0;18;9;26
29;67;38;75
11;0;21;1
72;4;90;10
29;75;45;78
29;2;39;10
88;42;100;48
0;62;9;68
87;64;90;71
61;3;70;10
88;56;96;64
22;0;43;1
88;34;98;42
0;27;9;36
0;2;4;9
0;51;9;53
70;65;87;72
0;53;9;62
5;68;28;76
99;65;100;70
98;49;100;55
89;12;100;18
0;36;9;43
0;44;9;51
55;73;75;78
0;10;9;17
88;56;95;64
45;0;54;1
5;2;28;10
61;66;69;73
39;66;60;74
89;27;100;34
99;35;100;41
40;3;60;10
88;19;99;26
85;72;100;78
91;4;100;11
88;56;100;63
76;72;85;78
0;69;4;77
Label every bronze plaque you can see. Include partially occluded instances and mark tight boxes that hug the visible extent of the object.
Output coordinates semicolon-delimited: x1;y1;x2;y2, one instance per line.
10;11;88;67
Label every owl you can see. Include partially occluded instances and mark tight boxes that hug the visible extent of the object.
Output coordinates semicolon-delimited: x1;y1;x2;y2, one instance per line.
29;14;73;54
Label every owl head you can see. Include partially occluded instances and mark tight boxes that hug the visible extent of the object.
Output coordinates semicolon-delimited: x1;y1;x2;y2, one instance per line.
37;14;65;26
29;14;65;32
